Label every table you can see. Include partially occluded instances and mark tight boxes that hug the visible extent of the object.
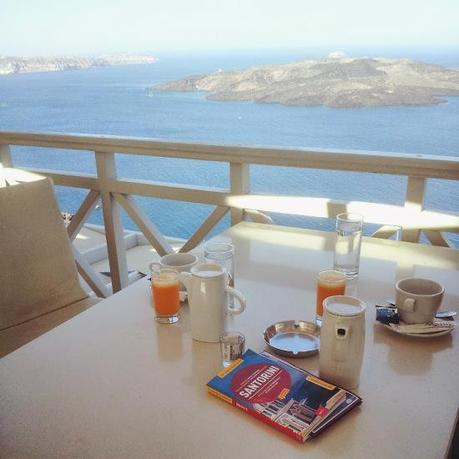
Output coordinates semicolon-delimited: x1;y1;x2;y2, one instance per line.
1;222;458;458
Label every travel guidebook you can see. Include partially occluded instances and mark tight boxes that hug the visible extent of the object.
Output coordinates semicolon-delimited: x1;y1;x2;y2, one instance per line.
207;350;361;443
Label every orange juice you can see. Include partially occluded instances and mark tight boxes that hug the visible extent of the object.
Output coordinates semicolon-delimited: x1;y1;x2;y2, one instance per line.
316;270;346;318
151;269;180;322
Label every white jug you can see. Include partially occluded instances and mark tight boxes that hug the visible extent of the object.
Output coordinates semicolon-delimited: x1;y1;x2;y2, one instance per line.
179;263;246;342
319;295;366;389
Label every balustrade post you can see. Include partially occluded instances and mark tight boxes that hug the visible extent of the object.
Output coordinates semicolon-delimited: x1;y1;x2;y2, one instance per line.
95;151;128;292
0;145;12;167
403;176;426;243
230;162;250;226
0;145;12;187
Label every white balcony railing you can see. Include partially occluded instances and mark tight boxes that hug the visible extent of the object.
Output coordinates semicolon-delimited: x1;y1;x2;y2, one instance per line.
1;131;458;297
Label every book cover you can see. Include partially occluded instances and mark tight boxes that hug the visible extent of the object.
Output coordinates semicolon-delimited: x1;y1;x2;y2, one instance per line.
261;351;362;438
207;349;361;443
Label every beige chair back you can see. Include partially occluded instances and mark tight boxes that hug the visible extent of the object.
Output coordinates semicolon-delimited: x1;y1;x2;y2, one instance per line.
0;178;87;330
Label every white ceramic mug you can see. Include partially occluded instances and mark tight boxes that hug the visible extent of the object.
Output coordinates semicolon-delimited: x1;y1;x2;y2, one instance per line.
179;263;246;342
149;253;199;289
319;295;366;389
149;252;198;272
395;277;444;324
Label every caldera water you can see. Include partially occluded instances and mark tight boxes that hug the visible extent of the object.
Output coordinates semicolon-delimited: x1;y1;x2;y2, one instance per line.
0;49;458;243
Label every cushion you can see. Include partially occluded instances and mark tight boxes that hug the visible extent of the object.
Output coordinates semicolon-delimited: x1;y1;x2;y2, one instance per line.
0;178;87;330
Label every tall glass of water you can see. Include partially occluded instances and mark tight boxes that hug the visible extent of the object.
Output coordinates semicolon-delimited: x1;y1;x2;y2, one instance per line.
204;242;234;287
204;242;235;307
333;213;363;279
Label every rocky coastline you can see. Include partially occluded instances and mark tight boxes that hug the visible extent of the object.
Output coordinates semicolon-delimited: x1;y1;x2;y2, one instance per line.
149;56;459;108
0;54;157;76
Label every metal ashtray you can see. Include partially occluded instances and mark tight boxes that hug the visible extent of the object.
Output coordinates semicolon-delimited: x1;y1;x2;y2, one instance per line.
263;320;320;358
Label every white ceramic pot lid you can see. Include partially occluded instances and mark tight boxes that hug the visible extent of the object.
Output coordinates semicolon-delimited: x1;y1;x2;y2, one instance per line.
324;295;366;316
191;262;225;278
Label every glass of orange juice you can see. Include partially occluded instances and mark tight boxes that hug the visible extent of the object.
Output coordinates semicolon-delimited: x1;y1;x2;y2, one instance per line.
316;270;346;326
151;267;180;324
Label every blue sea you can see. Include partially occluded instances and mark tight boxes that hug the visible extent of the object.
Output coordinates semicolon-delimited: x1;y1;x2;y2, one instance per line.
1;49;458;243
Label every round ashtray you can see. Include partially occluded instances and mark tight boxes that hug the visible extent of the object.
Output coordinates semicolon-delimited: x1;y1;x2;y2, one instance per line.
263;320;320;358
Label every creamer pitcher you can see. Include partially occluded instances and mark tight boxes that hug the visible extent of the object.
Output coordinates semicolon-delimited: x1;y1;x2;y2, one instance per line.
319;295;366;389
179;263;246;342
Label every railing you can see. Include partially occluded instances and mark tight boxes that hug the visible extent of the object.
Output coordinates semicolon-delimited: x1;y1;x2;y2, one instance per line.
1;131;458;298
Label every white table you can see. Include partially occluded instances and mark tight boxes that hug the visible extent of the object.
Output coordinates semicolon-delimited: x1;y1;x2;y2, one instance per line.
1;222;458;458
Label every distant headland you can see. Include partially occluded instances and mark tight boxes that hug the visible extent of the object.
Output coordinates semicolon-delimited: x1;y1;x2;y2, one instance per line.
0;54;157;75
149;54;459;108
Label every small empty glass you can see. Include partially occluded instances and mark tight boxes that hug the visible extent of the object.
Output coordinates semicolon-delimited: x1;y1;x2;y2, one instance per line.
333;213;363;279
220;332;245;367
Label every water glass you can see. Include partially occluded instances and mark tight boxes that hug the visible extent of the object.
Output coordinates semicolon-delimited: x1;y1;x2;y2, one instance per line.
389;225;402;241
220;332;245;367
204;242;234;285
151;267;181;324
333;213;363;279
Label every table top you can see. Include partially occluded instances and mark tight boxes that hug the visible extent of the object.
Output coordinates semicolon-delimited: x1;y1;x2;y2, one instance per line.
1;222;458;459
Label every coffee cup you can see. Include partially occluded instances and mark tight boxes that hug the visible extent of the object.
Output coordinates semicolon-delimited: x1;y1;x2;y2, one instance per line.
395;277;444;324
149;253;199;290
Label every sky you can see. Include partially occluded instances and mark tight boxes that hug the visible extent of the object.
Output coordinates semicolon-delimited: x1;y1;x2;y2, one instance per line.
0;0;458;56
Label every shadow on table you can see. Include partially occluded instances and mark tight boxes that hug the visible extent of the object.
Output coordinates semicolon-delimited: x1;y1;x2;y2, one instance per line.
373;323;453;375
189;340;222;385
155;322;184;362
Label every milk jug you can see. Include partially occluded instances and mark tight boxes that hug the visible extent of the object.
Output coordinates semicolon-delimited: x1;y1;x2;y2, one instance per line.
319;295;366;389
179;263;246;342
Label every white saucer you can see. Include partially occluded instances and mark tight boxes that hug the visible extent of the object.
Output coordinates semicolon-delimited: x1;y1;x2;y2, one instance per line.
384;323;454;338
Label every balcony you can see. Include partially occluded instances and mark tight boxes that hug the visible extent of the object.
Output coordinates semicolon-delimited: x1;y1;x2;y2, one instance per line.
1;130;458;299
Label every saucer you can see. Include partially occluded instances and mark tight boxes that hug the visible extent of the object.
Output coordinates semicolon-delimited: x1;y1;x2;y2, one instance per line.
384;322;455;339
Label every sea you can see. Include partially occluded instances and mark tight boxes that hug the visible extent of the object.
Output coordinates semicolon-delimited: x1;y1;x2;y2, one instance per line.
1;49;458;244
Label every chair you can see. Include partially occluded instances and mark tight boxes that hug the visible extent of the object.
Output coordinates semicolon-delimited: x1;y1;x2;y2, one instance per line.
0;178;100;357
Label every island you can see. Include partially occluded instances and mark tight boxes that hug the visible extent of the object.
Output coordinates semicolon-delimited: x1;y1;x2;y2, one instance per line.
149;55;459;108
0;54;157;76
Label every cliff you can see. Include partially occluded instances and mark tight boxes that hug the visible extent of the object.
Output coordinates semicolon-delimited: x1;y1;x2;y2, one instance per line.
0;54;157;75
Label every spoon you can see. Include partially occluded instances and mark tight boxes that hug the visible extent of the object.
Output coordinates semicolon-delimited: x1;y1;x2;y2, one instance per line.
435;310;457;319
385;300;457;320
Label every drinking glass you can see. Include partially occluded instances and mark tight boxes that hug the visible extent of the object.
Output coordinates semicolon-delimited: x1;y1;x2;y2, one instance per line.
333;213;363;279
316;270;346;326
151;267;181;324
204;242;234;286
389;224;402;241
220;332;245;368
